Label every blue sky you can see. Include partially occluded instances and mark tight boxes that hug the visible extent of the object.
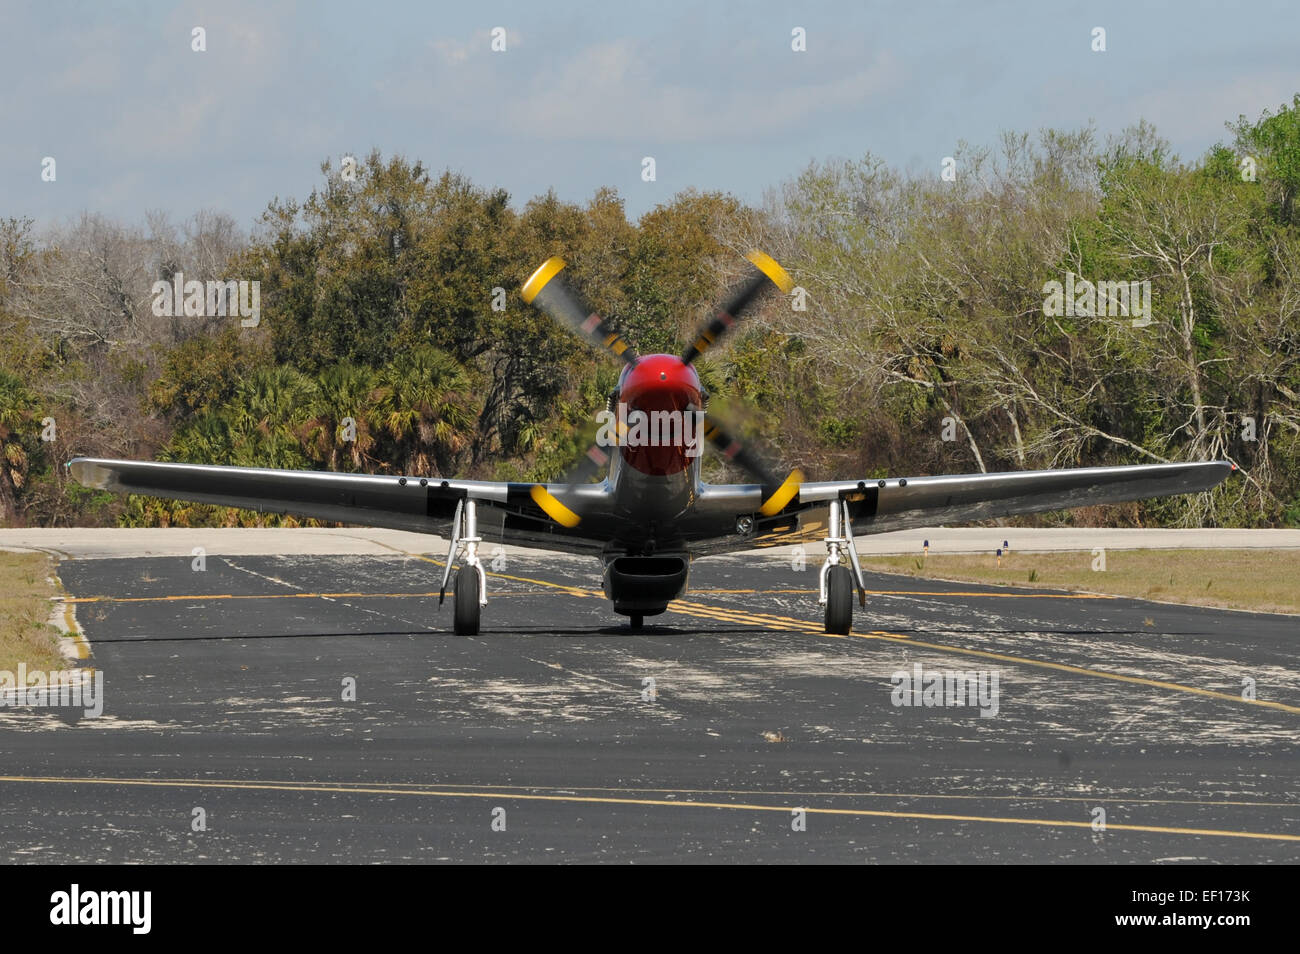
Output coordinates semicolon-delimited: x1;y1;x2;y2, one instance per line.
2;0;1298;231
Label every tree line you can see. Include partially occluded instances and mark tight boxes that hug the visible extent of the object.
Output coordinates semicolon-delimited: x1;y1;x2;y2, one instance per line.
2;97;1298;529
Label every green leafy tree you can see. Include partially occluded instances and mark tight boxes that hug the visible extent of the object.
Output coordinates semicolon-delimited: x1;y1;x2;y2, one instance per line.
0;371;39;523
1232;94;1300;224
375;346;477;476
300;363;383;472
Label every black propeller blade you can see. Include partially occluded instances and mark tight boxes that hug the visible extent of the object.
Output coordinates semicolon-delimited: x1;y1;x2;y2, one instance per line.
527;440;612;528
521;257;637;527
681;250;794;365
522;257;639;365
701;413;803;516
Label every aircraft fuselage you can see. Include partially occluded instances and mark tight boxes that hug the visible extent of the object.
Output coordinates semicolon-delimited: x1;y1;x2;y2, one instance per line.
601;354;705;617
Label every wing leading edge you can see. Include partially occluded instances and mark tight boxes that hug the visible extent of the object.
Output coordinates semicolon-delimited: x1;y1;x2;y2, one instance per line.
67;457;612;555
800;460;1235;532
687;461;1235;555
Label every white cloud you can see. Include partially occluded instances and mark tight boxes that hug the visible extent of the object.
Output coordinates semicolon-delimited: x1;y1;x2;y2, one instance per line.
390;34;898;143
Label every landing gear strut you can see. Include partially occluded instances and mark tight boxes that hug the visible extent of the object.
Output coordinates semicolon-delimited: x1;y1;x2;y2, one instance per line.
629;614;644;631
820;498;867;634
440;498;487;635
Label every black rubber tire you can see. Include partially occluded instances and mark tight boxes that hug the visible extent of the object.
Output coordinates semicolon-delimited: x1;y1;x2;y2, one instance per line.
629;614;644;630
453;565;481;636
824;564;853;635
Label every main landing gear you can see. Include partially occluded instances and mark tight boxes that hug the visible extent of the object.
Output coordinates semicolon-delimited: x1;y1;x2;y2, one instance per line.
440;498;487;635
820;497;868;634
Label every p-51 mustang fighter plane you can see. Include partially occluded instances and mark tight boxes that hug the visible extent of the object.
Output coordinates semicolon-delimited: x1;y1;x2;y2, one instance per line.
70;251;1233;636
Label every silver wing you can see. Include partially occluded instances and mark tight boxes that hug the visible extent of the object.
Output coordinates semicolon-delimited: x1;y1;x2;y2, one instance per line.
69;457;1234;558
685;461;1235;556
68;457;613;555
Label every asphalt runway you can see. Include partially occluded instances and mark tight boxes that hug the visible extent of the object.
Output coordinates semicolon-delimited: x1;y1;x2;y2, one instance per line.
2;541;1298;863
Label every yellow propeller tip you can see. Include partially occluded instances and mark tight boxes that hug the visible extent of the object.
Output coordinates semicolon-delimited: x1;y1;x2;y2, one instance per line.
745;250;795;294
759;468;804;516
530;484;581;527
522;257;567;304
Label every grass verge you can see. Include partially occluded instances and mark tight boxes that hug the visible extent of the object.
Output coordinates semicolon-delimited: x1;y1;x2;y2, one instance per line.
857;549;1300;616
0;551;71;671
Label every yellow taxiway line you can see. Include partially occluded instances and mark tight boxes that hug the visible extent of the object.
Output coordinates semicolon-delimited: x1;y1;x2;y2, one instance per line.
8;772;1286;809
58;587;1117;603
693;589;1115;599
61;601;91;660
0;774;1295;843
